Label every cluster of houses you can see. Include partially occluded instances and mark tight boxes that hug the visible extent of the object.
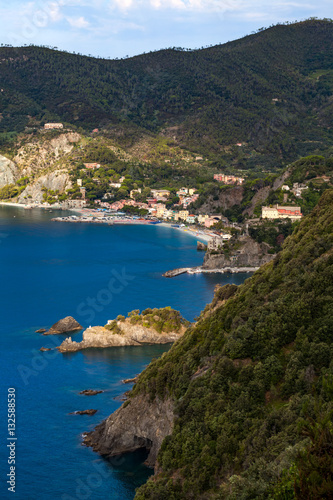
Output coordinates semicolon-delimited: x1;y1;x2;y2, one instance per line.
214;173;245;185
282;183;308;198
93;196;228;227
175;188;199;207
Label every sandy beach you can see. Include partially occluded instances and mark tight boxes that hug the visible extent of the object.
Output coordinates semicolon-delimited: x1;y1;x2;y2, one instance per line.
0;202;214;242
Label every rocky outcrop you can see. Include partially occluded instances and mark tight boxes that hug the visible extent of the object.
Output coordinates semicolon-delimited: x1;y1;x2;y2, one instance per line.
14;132;80;176
70;409;98;415
57;322;185;352
0;155;18;188
203;236;275;270
45;316;82;335
79;390;103;396
17;169;72;203
198;185;244;214
197;241;207;251
122;376;139;384
84;394;175;467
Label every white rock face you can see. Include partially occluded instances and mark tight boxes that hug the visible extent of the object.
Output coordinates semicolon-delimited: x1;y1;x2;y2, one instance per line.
0;155;18;188
17;170;72;203
58;322;186;352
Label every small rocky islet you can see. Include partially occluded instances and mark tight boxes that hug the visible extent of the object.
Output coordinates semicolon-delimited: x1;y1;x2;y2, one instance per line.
57;307;190;352
44;316;83;335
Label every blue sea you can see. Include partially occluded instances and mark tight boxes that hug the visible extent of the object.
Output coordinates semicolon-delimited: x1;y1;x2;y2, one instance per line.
0;206;249;499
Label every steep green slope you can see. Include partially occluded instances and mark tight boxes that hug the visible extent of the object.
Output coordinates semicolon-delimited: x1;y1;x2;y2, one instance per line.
131;189;333;499
0;19;333;168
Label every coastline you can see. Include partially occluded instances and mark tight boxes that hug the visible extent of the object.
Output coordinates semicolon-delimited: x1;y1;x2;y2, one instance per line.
0;201;28;208
51;210;214;243
0;201;213;242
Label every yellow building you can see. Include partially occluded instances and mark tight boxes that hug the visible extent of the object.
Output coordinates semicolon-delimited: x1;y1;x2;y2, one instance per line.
175;210;189;221
198;214;209;224
151;189;170;199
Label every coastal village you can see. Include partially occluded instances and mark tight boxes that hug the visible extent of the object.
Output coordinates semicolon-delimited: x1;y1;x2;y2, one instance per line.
1;20;333;500
1;123;331;270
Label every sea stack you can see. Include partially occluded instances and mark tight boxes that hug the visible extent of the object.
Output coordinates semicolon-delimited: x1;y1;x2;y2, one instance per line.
45;316;83;335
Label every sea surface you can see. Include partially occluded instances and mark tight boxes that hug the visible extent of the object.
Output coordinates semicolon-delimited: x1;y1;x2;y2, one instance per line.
0;206;249;500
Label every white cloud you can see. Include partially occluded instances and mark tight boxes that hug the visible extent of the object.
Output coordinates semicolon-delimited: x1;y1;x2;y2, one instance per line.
47;2;65;22
108;0;239;11
66;16;90;28
111;0;134;11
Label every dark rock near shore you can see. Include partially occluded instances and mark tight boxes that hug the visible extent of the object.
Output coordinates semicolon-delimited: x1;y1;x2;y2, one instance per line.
70;409;98;415
122;376;139;384
83;394;174;467
40;347;51;351
79;390;103;396
113;391;130;401
45;316;82;335
197;241;207;251
36;328;46;333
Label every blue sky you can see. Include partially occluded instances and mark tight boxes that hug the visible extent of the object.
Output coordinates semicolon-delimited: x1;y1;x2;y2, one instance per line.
0;0;331;59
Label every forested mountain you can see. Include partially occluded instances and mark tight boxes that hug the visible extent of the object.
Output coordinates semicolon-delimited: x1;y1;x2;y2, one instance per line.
86;189;333;499
1;19;333;170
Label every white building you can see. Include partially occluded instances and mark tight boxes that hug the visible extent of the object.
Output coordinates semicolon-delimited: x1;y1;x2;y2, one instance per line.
44;123;63;130
262;205;302;221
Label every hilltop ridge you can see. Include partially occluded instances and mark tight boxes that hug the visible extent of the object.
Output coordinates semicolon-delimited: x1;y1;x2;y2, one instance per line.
0;19;333;169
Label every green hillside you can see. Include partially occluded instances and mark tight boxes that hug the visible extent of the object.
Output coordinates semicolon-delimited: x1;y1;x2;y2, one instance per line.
1;19;333;171
130;189;333;499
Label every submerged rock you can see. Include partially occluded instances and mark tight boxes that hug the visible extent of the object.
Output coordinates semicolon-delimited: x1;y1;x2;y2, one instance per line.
45;316;82;335
70;409;98;416
40;347;51;352
79;390;103;396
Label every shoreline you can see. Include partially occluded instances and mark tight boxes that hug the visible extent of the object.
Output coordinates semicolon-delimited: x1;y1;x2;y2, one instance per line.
51;212;214;243
0;201;213;242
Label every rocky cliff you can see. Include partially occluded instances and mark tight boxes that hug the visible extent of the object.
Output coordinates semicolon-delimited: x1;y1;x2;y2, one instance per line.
58;322;187;352
203;235;275;270
13;132;80;178
197;185;244;214
17;169;72;203
84;394;175;467
0;155;18;187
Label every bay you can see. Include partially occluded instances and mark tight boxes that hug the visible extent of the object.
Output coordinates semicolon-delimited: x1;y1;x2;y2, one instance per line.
0;206;248;499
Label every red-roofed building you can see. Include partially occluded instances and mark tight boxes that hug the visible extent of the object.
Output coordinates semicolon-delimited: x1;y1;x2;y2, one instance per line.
262;205;302;221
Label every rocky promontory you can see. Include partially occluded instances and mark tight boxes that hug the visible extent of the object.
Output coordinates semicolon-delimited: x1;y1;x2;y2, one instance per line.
202;235;275;270
57;307;189;352
83;393;175;467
